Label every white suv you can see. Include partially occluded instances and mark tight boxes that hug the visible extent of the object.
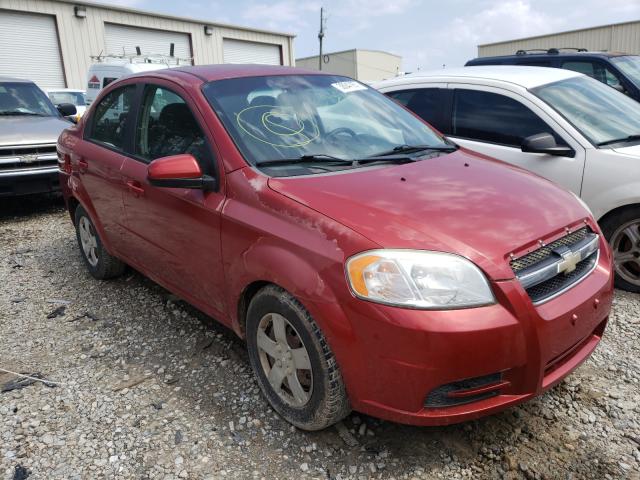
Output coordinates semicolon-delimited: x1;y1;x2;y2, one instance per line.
376;66;640;292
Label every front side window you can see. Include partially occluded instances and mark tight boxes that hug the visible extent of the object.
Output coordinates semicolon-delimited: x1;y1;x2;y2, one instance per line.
562;60;624;89
562;61;596;78
48;91;86;107
89;85;135;150
386;88;447;132
533;76;640;147
135;86;209;167
452;89;560;147
202;75;449;176
0;82;58;117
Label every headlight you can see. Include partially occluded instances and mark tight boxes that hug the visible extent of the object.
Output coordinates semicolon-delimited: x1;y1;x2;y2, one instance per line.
346;250;495;309
571;191;593;217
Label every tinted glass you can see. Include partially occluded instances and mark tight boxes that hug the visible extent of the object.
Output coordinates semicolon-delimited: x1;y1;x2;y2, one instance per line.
452;89;558;146
89;86;135;150
533;76;640;146
562;61;595;78
386;88;446;132
135;86;209;166
0;82;58;117
562;61;624;89
202;75;448;173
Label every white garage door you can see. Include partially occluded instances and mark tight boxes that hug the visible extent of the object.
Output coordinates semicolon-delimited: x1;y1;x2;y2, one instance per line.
223;39;282;65
105;24;192;64
0;10;65;88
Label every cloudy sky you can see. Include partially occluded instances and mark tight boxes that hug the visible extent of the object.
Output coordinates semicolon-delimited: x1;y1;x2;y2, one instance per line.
113;0;640;72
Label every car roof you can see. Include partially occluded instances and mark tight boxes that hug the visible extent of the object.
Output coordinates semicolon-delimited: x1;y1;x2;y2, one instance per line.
46;88;85;93
0;76;35;84
138;64;333;83
377;66;582;90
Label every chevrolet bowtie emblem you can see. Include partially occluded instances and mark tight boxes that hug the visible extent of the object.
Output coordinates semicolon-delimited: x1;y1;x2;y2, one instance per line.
557;249;581;274
21;154;37;164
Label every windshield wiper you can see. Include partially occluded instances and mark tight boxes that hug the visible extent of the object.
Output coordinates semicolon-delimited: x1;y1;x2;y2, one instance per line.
0;111;48;116
597;135;640;147
255;154;354;167
255;153;417;168
371;144;458;157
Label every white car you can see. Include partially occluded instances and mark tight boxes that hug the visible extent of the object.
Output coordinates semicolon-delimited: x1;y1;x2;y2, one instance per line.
376;66;640;292
85;62;169;105
46;89;86;122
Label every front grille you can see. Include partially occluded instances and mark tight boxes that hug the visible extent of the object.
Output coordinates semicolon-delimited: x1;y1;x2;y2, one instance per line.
424;373;502;408
510;227;589;272
510;227;599;304
525;254;598;303
0;144;58;172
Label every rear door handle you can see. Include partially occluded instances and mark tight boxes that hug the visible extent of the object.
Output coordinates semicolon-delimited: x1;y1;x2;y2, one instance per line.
126;180;145;197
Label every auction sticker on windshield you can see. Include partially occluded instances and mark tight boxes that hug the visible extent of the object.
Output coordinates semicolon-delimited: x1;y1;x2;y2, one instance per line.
331;81;367;93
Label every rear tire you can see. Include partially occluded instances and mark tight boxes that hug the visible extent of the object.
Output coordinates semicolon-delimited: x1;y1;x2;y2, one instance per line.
600;207;640;293
74;205;126;280
246;285;350;431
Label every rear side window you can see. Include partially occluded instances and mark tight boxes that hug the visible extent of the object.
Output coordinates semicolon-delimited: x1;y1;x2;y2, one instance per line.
135;86;210;169
562;61;596;78
452;89;561;147
562;60;625;90
88;85;136;151
386;88;447;132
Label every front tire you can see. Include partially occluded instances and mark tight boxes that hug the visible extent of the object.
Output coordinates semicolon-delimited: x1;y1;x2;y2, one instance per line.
600;208;640;293
74;205;126;280
246;285;350;431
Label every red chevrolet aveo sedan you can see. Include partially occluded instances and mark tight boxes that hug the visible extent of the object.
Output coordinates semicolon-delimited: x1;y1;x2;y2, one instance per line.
58;65;613;430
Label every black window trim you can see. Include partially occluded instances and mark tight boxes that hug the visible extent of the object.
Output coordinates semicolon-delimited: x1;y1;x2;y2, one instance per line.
449;87;568;149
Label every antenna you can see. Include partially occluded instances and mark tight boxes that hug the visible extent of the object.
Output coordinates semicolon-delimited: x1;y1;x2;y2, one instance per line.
318;7;325;71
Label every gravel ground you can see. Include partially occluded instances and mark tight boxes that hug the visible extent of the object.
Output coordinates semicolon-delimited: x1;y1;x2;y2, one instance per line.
1;195;640;480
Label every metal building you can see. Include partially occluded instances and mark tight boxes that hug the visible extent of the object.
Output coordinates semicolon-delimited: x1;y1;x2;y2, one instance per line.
0;0;295;89
478;20;640;58
296;49;401;82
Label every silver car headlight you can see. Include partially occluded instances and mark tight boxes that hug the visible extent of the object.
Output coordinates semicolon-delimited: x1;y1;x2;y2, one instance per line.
346;249;495;309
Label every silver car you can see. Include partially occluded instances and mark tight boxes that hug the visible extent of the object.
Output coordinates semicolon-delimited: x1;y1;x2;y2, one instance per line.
0;77;76;196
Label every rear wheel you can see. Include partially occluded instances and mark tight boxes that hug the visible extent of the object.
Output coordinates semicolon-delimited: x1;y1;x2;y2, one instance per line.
246;285;350;431
601;208;640;293
74;205;126;280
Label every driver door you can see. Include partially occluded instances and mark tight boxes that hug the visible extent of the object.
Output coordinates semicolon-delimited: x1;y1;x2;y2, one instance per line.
119;81;227;318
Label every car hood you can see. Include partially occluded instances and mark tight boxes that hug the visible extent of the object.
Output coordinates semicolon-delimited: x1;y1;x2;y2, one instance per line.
267;149;590;280
612;144;640;157
0;115;70;147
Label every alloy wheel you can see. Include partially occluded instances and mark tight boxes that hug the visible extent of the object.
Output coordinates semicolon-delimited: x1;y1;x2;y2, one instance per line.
78;216;99;267
611;219;640;287
256;312;313;407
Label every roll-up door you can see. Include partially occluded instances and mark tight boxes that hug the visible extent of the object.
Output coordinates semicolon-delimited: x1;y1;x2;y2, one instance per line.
0;10;65;88
104;24;192;64
223;39;282;65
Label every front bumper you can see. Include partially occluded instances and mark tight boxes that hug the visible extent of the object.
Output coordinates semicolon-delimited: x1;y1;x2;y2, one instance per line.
317;237;613;426
0;167;60;196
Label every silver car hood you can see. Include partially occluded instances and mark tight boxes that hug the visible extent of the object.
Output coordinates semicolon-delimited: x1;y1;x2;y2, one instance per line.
612;144;640;157
0;116;71;147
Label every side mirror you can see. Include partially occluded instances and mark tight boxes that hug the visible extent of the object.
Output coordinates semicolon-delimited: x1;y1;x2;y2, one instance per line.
147;154;217;190
521;133;575;158
611;84;628;95
56;103;77;117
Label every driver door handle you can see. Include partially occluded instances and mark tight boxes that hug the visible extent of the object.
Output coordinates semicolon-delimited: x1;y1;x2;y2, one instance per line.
77;158;88;173
126;180;145;197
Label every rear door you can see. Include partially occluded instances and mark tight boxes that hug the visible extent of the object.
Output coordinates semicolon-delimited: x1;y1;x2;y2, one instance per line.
445;85;586;194
119;81;227;317
79;84;138;253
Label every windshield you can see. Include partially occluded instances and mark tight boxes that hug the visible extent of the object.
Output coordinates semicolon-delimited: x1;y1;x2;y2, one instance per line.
202;75;449;173
0;82;59;117
48;91;86;107
610;55;640;90
532;76;640;147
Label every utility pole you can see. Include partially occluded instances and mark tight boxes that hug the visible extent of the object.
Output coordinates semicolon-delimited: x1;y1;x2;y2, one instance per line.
318;7;325;71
